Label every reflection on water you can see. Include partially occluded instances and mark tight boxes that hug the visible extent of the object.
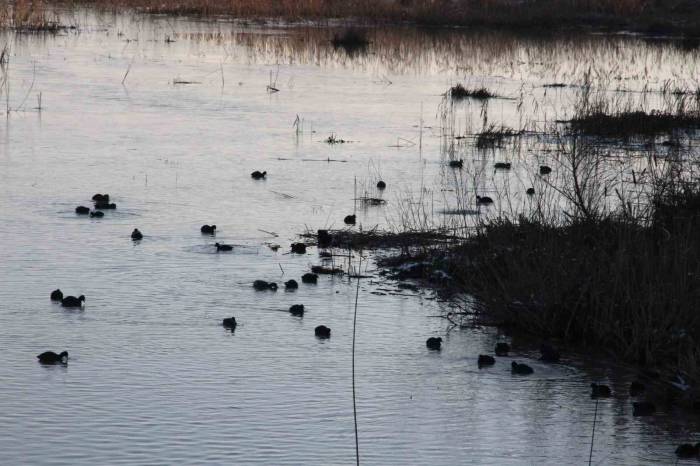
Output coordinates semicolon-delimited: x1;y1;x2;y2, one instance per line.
0;10;698;465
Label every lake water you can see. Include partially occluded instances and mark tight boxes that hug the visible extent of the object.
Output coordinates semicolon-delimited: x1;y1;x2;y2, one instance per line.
1;10;699;465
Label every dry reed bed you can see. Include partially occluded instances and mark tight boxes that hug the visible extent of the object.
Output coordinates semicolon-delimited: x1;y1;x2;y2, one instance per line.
8;0;700;35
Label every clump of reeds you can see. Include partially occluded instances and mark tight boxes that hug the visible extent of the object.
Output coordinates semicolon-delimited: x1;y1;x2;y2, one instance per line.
303;228;452;252
359;197;386;206
448;84;496;101
459;185;698;366
476;125;521;148
569;110;700;138
325;134;347;144
568;82;700;139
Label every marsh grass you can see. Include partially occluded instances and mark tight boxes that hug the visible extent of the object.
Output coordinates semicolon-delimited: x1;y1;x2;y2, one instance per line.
370;169;699;379
569;110;700;138
568;80;700;139
454;182;699;368
374;136;700;380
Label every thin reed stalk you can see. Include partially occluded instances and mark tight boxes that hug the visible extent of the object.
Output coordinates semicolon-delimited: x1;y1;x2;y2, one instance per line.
351;250;362;466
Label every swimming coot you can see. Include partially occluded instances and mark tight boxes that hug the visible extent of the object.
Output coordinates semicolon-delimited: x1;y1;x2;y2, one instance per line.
75;206;90;215
222;317;237;330
426;337;442;350
289;304;304;316
95;202;116;210
37;351;68;365
90;211;104;218
315;325;331;339
526;188;535;195
377;180;386;189
476;195;494;205
285;279;299;290
215;242;233;251
200;224;217;234
591;383;612;398
344;214;356;225
494;162;511;169
511;361;534;375
50;289;63;301
302;273;318;284
253;280;270;291
253;280;277;291
61;295;85;308
449;160;463;168
131;229;143;240
251;171;267;180
478;355;495;367
92;194;110;202
540;165;552;175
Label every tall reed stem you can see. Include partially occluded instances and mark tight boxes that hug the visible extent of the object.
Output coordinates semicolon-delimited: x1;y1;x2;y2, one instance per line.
352;251;362;466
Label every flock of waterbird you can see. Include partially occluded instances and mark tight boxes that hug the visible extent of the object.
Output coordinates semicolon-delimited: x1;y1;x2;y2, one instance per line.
39;169;356;367
40;165;694;458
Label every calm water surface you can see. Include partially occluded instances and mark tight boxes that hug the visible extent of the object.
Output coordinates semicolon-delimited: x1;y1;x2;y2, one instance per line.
1;12;698;465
